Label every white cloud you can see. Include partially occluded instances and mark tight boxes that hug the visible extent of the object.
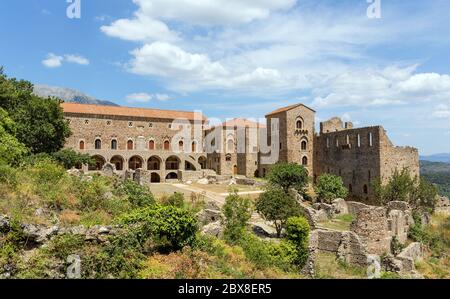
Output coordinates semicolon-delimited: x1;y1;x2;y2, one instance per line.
126;92;171;103
65;54;90;65
433;104;450;119
42;53;63;68
132;0;296;26
101;13;179;42
42;53;89;68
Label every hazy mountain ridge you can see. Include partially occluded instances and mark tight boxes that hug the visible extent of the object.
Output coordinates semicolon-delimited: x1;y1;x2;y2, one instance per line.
420;153;450;163
33;84;119;106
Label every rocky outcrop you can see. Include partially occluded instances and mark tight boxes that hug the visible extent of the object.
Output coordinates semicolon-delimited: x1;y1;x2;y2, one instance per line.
201;221;223;238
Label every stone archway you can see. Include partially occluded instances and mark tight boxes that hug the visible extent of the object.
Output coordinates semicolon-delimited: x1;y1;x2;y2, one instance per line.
129;155;144;170
165;156;180;170
89;155;106;171
148;156;162;170
110;155;124;171
151;173;161;183
198;156;207;169
166;172;178;180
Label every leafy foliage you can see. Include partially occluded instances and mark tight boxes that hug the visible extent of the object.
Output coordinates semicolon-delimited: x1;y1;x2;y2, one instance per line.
255;187;302;237
284;216;310;267
52;149;93;169
0;108;28;165
373;168;438;212
119;204;198;252
266;162;309;194
161;192;185;208
222;191;252;244
116;179;155;208
0;70;71;154
314;173;348;203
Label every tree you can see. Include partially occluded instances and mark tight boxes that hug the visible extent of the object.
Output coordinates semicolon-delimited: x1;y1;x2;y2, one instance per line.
314;173;348;203
255;188;302;237
0;108;28;165
116;179;155;208
266;162;309;194
52;148;93;169
373;167;438;212
222;191;252;244
0;70;71;154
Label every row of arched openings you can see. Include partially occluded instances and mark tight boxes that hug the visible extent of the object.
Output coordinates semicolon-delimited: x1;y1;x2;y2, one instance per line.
81;139;199;152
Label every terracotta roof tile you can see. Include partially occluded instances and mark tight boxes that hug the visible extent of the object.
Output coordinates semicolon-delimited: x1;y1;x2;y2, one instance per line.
61;102;206;121
266;103;316;116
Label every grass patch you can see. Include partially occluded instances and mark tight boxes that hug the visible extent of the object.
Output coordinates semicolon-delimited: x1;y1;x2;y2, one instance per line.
315;252;366;279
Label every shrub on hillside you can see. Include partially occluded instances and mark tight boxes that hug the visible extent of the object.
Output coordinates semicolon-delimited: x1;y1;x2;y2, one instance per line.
222;191;252;244
161;192;185;208
119;204;198;252
75;175;112;211
284;216;310;267
314;173;348;203
116;179;155;208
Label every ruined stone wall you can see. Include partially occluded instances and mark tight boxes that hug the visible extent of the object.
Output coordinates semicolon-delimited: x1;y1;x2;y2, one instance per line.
379;129;420;184
314;126;382;200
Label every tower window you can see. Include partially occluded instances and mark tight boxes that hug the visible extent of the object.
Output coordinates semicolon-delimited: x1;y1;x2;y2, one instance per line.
301;140;307;151
368;132;373;147
79;140;85;150
302;156;308;166
296;120;303;129
363;185;368;194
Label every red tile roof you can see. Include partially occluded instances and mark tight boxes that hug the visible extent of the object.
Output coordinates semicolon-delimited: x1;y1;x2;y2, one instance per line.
61;102;206;121
266;103;316;116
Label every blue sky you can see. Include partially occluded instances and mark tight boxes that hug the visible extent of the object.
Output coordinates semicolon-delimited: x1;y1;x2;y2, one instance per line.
1;0;450;155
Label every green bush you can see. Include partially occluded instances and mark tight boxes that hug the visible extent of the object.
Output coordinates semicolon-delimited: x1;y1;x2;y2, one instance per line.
266;162;309;194
255;187;302;237
45;234;85;260
52;149;94;169
222;191;252;244
314;174;348;203
119;204;198;252
284;216;310;267
75;175;112;211
82;229;146;279
0;162;17;187
116;179;155;208
161;192;185;208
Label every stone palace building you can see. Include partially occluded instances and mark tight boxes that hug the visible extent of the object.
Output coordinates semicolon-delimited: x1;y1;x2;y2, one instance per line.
62;102;419;200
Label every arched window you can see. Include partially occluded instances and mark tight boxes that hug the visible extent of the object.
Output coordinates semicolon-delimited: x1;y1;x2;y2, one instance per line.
111;140;117;150
79;140;85;150
226;154;232;162
149;140;155;150
164;140;170;151
178;140;184;151
363;185;368;194
227;139;234;153
95;139;102;150
302;156;308;166
296;120;303;129
191;141;196;153
127;140;134;150
301;140;307;151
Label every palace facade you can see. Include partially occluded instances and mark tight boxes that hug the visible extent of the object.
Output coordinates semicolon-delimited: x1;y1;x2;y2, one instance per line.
62;102;419;200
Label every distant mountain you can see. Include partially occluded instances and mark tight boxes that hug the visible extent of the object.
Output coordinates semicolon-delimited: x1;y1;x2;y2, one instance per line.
420;153;450;163
420;160;450;174
33;84;119;106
